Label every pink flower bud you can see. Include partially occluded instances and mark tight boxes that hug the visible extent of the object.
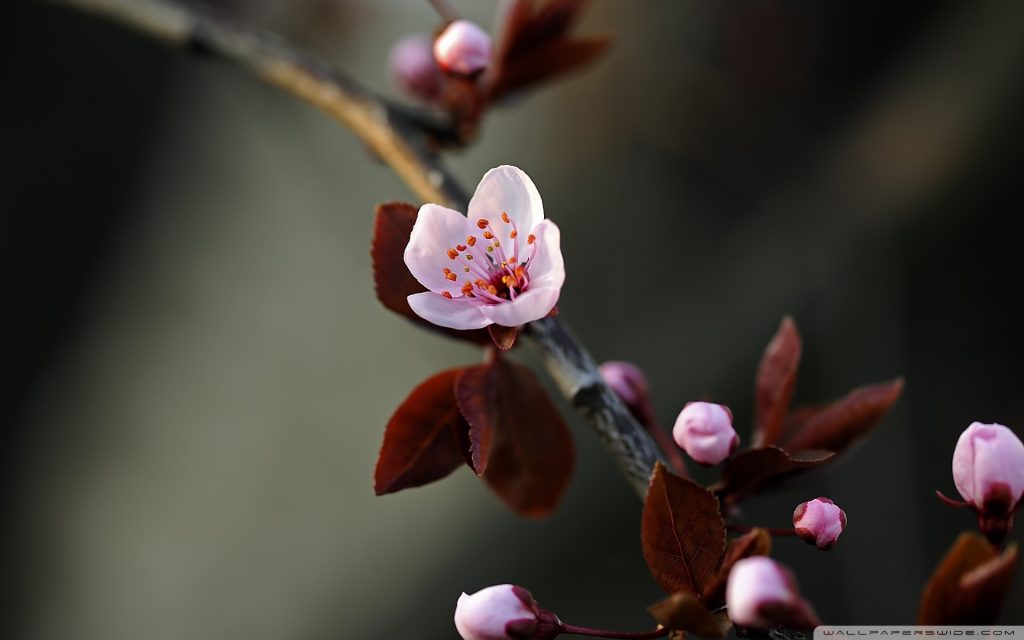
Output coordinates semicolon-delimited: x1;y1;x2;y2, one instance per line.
434;20;493;76
455;585;560;640
726;557;821;630
672;401;739;466
793;497;847;550
953;422;1024;516
389;34;443;101
600;361;655;427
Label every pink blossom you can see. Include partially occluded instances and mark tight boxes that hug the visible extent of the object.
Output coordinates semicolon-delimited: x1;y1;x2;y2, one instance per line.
726;557;821;630
953;422;1024;516
672;401;738;465
389;34;443;101
793;497;847;550
434;20;493;75
599;361;652;416
404;166;565;330
454;585;546;640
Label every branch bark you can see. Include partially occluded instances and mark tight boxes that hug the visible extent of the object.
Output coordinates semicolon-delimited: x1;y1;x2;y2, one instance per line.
48;0;665;497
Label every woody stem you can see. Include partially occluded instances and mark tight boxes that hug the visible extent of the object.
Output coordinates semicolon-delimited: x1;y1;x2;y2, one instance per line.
48;0;667;500
560;623;669;639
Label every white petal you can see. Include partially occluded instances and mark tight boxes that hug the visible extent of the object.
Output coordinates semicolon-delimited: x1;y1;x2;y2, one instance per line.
468;166;544;253
523;219;565;289
479;285;560;328
407;292;490;330
404;204;474;294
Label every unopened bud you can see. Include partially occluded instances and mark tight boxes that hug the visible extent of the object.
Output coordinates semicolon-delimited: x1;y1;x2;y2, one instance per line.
672;401;739;466
599;361;655;428
726;557;821;630
953;422;1024;516
455;585;560;640
389;34;443;101
951;422;1024;545
793;497;847;550
434;20;493;76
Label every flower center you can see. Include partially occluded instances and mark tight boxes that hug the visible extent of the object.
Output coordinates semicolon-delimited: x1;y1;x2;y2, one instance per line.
439;212;538;303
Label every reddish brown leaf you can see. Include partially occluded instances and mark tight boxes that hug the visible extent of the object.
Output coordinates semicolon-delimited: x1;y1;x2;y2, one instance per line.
649;591;731;637
374;368;468;495
487;0;609;101
783;378;904;454
490;37;610;99
371;202;490;345
642;462;727;596
716;446;834;504
456;357;574;518
919;532;1019;624
455;363;498;475
496;0;588;62
754;316;802;447
703;528;772;607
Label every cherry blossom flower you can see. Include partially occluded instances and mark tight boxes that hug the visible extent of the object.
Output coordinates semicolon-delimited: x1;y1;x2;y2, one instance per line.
672;401;739;466
793;497;847;550
404;165;564;330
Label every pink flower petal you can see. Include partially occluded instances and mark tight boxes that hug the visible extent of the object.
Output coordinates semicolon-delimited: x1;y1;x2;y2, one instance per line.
468;166;544;253
478;285;560;328
522;219;565;289
408;292;490;330
404;204;475;295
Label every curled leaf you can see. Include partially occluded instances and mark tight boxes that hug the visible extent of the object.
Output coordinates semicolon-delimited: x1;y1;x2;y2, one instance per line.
374;368;469;495
456;357;574;518
642;462;727;596
754;316;802;447
919;532;1019;624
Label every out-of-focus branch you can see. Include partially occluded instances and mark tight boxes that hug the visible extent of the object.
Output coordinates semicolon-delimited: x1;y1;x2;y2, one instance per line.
50;0;665;498
47;0;467;207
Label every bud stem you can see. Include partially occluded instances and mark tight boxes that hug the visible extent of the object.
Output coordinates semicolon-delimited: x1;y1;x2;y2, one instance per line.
727;523;799;537
646;417;690;479
559;623;669;639
427;0;458;22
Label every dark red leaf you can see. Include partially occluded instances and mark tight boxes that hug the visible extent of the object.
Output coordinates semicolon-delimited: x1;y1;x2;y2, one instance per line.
754;316;802;447
374;368;469;495
488;324;519;351
642;462;727;597
371;202;490;345
782;378;904;454
487;0;609;101
716;446;834;504
702;528;772;607
649;591;731;637
919;532;1019;624
490;37;610;99
455;363;498;475
456;357;574;518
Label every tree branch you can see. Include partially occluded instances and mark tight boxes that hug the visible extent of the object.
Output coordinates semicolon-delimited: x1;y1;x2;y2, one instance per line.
48;0;665;498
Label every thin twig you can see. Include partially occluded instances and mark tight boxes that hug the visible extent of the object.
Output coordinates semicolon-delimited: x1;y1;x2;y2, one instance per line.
47;0;665;498
427;0;459;23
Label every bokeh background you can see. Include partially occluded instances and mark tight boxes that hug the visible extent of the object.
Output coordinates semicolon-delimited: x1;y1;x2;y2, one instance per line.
5;0;1024;638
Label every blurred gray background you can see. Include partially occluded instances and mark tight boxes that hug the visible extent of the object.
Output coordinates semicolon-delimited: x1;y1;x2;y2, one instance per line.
4;0;1024;638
